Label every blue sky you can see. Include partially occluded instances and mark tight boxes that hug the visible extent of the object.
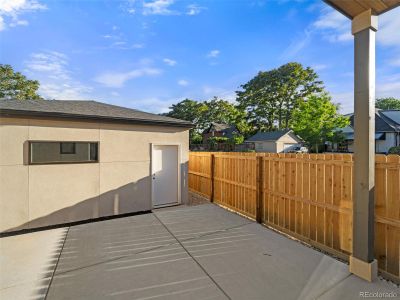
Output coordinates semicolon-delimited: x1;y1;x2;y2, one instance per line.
0;0;399;114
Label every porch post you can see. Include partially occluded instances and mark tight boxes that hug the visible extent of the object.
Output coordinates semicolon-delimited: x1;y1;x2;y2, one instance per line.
350;9;378;282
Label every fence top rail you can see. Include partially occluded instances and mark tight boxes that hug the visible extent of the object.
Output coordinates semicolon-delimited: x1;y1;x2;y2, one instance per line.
190;152;400;164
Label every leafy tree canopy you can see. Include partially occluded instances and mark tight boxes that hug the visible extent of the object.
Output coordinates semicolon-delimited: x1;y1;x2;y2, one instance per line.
290;93;349;153
375;97;400;110
164;97;249;143
0;64;42;100
236;62;323;132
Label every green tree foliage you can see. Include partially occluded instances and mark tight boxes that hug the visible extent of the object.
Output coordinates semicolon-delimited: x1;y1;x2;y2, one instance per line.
165;97;249;143
291;93;349;153
164;99;208;141
0;64;42;100
203;97;251;136
236;62;323;132
375;97;400;110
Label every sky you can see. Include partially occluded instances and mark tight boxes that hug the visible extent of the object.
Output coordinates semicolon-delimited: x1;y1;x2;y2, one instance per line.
0;0;399;114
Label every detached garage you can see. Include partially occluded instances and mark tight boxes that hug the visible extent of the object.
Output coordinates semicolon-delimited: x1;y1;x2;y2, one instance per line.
245;129;302;153
0;99;192;233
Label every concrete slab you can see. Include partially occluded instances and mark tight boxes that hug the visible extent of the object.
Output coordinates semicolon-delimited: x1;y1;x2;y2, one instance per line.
0;228;67;300
3;203;399;300
46;213;226;300
154;204;400;300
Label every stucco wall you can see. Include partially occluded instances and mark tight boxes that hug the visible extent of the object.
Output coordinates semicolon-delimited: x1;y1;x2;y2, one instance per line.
0;116;189;233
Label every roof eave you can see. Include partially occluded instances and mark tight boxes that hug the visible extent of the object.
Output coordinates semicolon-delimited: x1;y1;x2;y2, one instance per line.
0;109;194;128
323;0;353;19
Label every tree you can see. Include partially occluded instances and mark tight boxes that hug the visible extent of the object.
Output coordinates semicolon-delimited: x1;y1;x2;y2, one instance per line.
236;62;323;132
0;64;42;100
202;97;251;137
375;97;400;110
164;99;208;141
290;93;349;153
165;97;250;143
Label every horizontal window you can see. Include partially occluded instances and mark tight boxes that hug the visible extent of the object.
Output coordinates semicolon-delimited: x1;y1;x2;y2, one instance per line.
29;141;99;164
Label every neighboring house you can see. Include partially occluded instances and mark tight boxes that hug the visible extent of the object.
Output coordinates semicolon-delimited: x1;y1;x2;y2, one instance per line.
331;110;400;153
0;99;192;233
245;129;302;153
202;122;239;143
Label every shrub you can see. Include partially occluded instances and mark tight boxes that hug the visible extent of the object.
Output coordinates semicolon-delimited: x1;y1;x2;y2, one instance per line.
388;146;400;155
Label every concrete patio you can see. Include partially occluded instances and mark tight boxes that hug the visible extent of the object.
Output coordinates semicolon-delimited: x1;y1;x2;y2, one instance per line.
1;203;399;300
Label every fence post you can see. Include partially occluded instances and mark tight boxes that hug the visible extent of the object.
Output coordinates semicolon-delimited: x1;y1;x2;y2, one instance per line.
256;155;264;223
210;153;215;202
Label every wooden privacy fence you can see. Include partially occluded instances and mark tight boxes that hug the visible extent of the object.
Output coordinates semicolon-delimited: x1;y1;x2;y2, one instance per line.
189;152;400;282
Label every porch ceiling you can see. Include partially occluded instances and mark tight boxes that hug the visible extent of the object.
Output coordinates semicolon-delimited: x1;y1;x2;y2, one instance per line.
324;0;400;19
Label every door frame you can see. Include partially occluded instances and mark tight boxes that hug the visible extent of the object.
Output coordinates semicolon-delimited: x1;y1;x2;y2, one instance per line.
150;143;182;208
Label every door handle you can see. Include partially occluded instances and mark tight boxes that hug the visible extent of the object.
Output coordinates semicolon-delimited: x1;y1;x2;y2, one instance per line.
152;174;156;180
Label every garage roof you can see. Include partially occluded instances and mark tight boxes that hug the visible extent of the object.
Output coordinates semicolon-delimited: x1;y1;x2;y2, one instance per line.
0;99;193;127
246;129;302;142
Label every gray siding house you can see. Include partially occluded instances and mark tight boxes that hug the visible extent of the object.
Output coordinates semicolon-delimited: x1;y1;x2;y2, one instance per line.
332;110;400;153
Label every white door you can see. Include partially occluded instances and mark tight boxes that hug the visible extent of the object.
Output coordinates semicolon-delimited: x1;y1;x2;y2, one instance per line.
152;145;179;207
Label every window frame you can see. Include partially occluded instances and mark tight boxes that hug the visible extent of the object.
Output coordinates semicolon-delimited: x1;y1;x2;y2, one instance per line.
28;141;100;165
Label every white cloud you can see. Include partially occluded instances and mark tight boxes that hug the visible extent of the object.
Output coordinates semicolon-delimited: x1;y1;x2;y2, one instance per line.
123;0;206;17
377;9;400;47
127;97;177;114
207;49;220;58
132;43;145;49
331;92;353;114
311;64;328;71
281;29;312;59
0;0;46;31
313;6;400;48
0;16;4;30
26;51;69;79
163;58;176;66
94;68;162;88
24;51;92;99
312;7;352;43
142;0;177;16
377;73;400;98
202;85;236;103
177;79;188;86
101;30;144;50
186;4;205;16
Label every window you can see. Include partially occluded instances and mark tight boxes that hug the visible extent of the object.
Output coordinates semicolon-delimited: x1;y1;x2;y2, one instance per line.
60;142;76;154
29;141;99;164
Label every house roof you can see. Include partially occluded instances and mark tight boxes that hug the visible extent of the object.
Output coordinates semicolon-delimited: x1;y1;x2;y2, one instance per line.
346;110;400;132
246;129;300;142
203;122;238;138
0;99;193;127
203;122;232;133
380;110;400;129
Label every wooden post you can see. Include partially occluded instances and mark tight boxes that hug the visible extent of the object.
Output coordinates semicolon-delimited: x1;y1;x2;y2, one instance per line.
256;155;264;223
210;153;215;202
350;10;378;282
